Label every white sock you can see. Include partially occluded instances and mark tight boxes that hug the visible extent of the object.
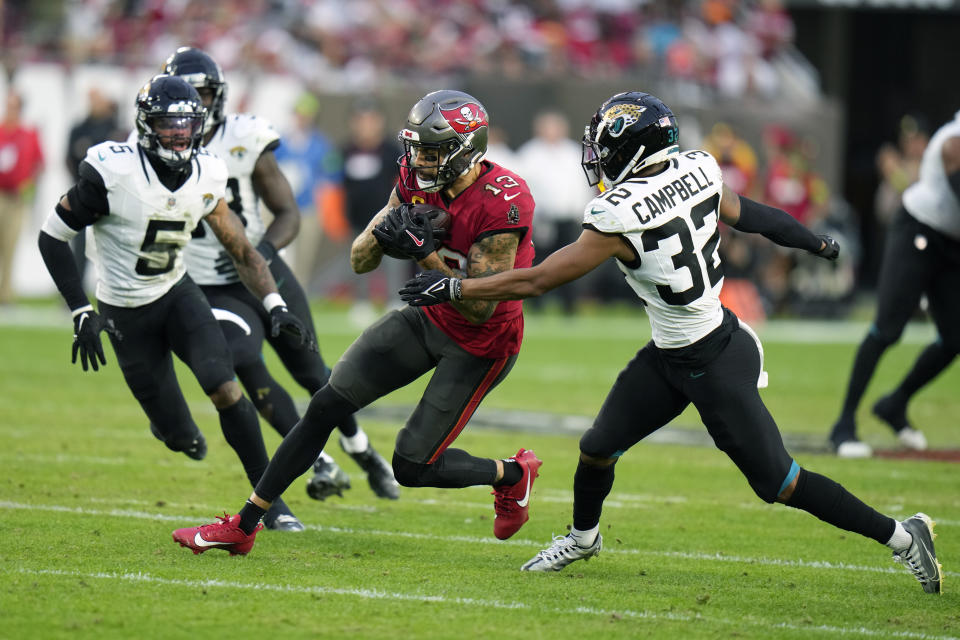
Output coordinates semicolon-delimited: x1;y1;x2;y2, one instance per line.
886;520;913;551
318;450;335;464
570;525;599;548
340;430;369;454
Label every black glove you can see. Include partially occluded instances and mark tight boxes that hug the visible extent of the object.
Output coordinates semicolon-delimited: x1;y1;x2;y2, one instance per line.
372;203;436;261
399;270;462;306
269;304;317;352
72;308;122;372
813;234;840;260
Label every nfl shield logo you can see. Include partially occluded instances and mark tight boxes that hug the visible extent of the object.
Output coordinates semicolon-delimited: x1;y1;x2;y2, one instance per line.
166;197;176;209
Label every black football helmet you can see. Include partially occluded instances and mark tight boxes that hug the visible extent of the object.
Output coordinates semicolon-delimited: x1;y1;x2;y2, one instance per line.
397;90;489;193
162;46;226;135
134;74;206;170
581;91;680;189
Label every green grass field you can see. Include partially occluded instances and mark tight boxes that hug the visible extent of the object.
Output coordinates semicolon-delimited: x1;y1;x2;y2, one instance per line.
2;301;958;639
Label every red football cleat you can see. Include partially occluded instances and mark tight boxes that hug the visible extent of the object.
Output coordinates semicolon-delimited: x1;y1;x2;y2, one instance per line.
492;448;542;540
172;513;263;556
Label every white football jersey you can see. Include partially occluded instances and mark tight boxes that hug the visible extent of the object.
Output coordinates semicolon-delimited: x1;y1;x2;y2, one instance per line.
583;150;725;348
85;141;227;307
902;111;960;241
183;114;281;285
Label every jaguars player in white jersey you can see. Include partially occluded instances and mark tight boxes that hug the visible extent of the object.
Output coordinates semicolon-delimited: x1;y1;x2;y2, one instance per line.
163;48;398;508
829;112;960;458
400;91;943;594
37;75;312;527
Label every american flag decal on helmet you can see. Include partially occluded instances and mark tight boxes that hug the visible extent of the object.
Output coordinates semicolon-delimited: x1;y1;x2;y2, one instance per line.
658;116;671;127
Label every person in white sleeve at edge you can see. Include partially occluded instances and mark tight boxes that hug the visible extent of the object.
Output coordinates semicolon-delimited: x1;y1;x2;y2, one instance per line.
399;91;943;594
37;74;312;527
162;48;399;518
829;110;960;458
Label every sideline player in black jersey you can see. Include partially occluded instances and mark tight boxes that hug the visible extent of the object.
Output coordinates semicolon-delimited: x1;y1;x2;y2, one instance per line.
38;75;311;525
400;91;943;594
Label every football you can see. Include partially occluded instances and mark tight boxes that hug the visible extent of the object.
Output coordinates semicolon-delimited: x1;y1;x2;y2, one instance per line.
381;203;451;259
415;203;452;246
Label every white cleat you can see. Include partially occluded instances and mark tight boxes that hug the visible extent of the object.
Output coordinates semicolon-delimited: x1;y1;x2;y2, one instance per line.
897;427;928;451
521;533;602;572
894;512;942;594
836;440;873;459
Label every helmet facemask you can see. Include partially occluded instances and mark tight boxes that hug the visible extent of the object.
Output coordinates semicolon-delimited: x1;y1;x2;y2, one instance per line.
135;75;207;171
399;134;476;193
141;113;206;168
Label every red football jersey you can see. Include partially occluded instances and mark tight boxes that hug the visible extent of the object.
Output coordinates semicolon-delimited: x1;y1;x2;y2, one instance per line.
396;160;535;358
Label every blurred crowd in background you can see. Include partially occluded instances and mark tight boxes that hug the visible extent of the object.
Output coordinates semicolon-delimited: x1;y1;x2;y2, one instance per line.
0;0;929;324
12;0;804;100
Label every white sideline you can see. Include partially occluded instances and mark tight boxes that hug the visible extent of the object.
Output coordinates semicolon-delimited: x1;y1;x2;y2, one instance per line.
8;567;958;640
2;500;956;580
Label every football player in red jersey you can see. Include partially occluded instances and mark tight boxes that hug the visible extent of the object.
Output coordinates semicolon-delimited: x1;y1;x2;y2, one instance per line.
173;90;543;556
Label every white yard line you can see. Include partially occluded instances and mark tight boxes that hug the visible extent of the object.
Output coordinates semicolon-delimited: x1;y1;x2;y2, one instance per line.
2;500;956;580
7;567;957;640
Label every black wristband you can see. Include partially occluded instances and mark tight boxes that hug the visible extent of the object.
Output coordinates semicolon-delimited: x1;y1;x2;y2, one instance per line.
256;239;278;262
451;278;462;301
733;195;821;253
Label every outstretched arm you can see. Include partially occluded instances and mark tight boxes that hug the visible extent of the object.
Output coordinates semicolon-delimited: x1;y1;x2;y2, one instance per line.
459;229;626;301
718;184;836;257
401;229;629;306
418;230;521;323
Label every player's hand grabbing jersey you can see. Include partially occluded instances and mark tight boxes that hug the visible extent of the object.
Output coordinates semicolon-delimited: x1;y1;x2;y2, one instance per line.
69;141;227;307
396;160;535;358
584;150;724;348
183;114;281;285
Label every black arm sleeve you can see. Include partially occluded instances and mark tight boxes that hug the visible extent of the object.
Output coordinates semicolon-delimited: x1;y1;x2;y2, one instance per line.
38;230;90;311
61;161;110;228
732;195;821;253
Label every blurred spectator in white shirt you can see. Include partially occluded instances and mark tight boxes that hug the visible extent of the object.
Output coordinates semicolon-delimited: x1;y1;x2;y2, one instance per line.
515;109;595;313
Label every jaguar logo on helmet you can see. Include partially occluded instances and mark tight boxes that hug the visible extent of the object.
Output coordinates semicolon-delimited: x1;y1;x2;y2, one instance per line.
600;104;647;139
440;103;487;134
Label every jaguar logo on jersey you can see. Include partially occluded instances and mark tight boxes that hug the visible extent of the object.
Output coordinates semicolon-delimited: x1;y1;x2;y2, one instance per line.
230;145;248;159
440;103;487;134
202;193;215;208
601;104;646;139
507;204;520;225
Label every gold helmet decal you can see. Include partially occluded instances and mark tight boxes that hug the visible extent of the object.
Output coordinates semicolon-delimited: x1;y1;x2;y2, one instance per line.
600;104;647;139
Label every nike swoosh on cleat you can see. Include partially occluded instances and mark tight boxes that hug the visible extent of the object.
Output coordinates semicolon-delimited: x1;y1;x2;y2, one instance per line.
405;230;425;247
193;532;229;548
516;471;532;507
